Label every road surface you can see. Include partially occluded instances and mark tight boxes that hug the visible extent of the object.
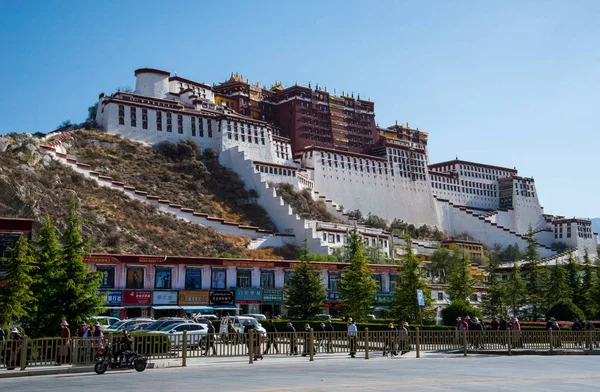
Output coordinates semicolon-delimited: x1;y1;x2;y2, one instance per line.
1;354;598;391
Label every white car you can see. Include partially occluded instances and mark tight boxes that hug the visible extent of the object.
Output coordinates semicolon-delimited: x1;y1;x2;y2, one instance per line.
241;313;267;320
90;316;121;327
152;323;208;349
219;316;267;336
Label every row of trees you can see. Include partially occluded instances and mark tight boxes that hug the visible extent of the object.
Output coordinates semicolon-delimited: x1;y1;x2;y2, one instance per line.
285;231;434;323
0;202;103;337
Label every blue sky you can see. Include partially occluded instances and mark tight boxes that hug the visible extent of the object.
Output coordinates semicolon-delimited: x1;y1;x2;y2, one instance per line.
0;1;598;219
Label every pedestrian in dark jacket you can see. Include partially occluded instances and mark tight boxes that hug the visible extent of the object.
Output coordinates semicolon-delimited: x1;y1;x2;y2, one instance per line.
326;321;334;353
6;328;24;370
204;320;217;356
287;322;298;355
265;320;279;354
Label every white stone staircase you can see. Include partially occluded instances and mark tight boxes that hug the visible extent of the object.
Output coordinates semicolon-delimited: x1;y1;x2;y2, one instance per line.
224;146;333;255
435;196;556;258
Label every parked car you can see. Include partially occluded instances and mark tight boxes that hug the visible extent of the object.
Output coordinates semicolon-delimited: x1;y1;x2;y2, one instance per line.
193;314;218;321
151;323;208;349
241;313;267;321
129;322;153;331
105;318;154;333
219;316;267;337
138;319;192;332
314;314;332;320
90;316;121;327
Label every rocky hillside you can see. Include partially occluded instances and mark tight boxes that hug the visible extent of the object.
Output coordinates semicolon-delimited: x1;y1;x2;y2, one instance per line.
0;133;249;256
66;131;275;230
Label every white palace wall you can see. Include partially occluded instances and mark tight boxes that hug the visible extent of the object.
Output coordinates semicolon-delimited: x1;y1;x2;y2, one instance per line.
306;151;440;228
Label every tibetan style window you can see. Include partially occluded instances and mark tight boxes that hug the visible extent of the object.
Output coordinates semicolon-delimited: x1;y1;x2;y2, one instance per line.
191;117;196;136
126;267;144;289
177;115;183;134
130;107;137;127
142;108;148;129
211;269;227;289
185;268;201;290
155;267;172;289
237;269;252;288
118;105;125;125
260;270;275;289
166;112;172;132
208;120;212;137
328;273;340;291
97;266;115;289
156;111;162;131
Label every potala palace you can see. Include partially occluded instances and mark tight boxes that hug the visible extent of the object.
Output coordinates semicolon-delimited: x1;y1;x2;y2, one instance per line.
93;68;598;264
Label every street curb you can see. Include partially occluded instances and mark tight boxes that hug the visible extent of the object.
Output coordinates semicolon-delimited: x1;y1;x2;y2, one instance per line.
0;365;94;379
467;349;600;356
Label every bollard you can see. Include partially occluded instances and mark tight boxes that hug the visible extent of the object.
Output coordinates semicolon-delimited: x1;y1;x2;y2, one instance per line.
415;327;420;359
19;337;28;371
182;330;187;367
248;330;254;364
507;329;512;356
364;328;369;360
549;328;553;354
309;328;314;362
463;328;467;357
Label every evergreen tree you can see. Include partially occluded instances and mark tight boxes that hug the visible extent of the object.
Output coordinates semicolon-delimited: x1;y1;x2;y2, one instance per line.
482;250;507;318
29;214;63;337
52;201;104;327
522;228;545;320
504;261;526;318
393;234;434;324
446;249;475;302
565;251;582;309
338;231;378;321
581;249;595;317
0;235;36;329
590;254;600;319
544;261;571;308
284;260;327;319
429;247;454;284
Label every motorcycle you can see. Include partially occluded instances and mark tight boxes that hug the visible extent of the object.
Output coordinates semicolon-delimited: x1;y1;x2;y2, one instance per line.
94;339;147;374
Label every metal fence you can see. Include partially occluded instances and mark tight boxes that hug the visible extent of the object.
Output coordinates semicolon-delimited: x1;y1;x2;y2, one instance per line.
2;329;599;370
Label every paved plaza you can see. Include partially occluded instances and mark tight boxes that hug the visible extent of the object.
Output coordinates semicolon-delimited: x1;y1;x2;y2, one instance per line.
1;354;598;391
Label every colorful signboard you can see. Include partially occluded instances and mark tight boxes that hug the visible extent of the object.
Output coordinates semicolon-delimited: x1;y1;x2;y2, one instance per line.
235;287;263;304
103;290;123;306
209;290;235;305
152;290;178;305
122;290;152;305
373;293;394;305
327;290;341;302
262;289;283;305
179;290;210;305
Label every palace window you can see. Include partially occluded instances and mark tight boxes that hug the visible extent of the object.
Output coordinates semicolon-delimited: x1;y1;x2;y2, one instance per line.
260;271;275;289
155;267;172;289
97;266;115;289
156;111;162;131
166;113;172;132
236;269;252;288
211;269;227;289
191;117;196;136
142;108;148;129
328;273;340;291
118;105;125;125
185;268;201;290
177;115;183;134
130;107;137;127
199;118;204;137
208;120;212;137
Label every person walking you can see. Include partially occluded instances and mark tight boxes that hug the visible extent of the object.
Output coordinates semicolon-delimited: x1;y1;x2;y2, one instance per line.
6;327;24;370
227;319;237;345
399;322;409;354
265;319;279;354
572;318;584;347
584;319;597;349
287;322;298;355
57;320;71;365
326;320;335;353
347;319;357;358
204;320;217;356
302;323;311;356
383;322;396;357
